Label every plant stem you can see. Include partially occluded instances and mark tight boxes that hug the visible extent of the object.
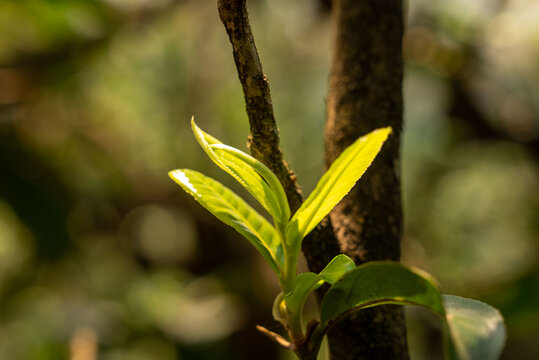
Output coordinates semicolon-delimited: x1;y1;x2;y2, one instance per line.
293;322;326;360
287;310;304;343
283;252;297;294
281;233;303;342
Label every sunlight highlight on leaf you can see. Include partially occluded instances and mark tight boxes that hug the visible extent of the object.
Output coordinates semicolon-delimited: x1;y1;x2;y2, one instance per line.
191;118;289;225
286;127;392;247
169;169;284;275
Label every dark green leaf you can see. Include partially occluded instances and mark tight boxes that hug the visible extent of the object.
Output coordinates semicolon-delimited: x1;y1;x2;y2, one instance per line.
320;261;445;326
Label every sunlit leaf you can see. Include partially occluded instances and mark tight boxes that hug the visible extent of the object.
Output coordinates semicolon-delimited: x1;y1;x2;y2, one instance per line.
320;261;445;326
210;144;290;227
443;295;506;360
191;118;289;226
285;127;391;246
169;169;283;275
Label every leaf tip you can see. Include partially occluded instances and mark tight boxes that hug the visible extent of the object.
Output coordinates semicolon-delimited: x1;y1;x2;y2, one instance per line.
191;116;202;137
168;169;178;178
377;126;393;138
168;169;184;181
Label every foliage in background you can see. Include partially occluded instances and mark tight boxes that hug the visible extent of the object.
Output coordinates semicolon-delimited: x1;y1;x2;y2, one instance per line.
0;0;538;359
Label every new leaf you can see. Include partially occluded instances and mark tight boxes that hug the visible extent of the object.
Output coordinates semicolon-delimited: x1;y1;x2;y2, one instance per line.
284;254;355;321
169;169;284;275
191;118;289;226
285;127;392;247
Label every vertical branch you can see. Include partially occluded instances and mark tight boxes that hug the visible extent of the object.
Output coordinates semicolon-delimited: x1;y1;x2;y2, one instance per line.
216;0;341;293
216;1;408;358
216;0;302;212
324;0;409;359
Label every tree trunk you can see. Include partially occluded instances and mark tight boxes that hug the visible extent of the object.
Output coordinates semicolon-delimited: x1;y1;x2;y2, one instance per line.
324;0;408;359
217;0;409;357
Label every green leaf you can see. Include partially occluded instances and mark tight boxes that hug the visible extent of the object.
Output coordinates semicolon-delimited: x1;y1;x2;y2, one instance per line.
286;127;392;246
284;254;356;318
191;118;289;225
210;144;290;226
168;169;284;275
272;292;287;326
318;263;507;360
285;272;323;319
443;295;506;360
320;261;445;326
318;254;356;284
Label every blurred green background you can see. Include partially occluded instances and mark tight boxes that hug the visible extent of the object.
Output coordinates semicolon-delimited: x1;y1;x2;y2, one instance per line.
0;0;538;359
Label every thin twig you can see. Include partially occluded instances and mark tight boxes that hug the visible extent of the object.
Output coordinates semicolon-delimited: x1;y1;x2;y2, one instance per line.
216;0;303;212
255;325;295;350
216;0;340;295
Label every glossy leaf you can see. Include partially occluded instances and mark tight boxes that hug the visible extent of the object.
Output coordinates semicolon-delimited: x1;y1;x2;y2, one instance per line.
443;295;506;360
285;254;356;318
191;118;288;225
318;262;506;360
320;261;445;326
210;144;290;225
286;127;392;246
168;169;284;274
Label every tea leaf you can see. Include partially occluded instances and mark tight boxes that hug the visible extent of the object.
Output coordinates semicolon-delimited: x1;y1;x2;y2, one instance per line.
284;254;356;318
320;261;444;326
286;127;391;246
443;295;506;360
169;169;284;274
191;118;288;224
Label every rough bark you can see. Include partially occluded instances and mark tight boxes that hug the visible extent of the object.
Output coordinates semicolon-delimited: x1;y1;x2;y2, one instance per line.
324;0;409;359
216;0;342;279
216;0;303;212
217;0;408;358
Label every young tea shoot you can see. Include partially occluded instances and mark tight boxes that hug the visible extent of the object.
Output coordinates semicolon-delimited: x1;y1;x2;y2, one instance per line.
169;118;506;360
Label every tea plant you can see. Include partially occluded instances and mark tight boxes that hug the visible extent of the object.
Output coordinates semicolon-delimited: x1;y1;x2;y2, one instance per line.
169;118;506;360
